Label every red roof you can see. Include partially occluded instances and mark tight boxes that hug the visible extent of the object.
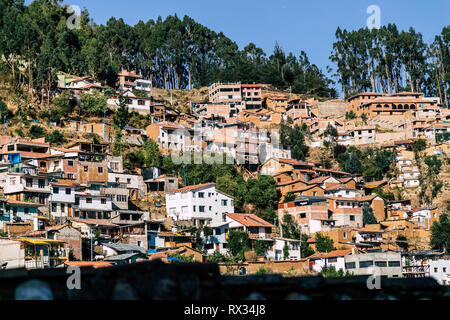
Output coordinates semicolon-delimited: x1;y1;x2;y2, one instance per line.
225;213;275;228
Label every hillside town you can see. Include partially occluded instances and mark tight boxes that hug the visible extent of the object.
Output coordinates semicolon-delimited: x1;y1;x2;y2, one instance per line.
0;2;449;297
0;67;449;285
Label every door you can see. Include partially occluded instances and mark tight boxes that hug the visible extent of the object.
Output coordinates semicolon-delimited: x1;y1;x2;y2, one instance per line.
68;205;72;217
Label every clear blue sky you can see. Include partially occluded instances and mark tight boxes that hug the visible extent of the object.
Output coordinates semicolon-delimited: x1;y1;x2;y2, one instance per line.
59;0;448;85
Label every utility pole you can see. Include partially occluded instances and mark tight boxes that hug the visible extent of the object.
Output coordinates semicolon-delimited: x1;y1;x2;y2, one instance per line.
3;115;6;136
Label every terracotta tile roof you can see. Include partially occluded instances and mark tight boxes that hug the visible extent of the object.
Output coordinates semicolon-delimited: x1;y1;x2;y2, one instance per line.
65;261;112;268
323;249;353;258
308;176;334;184
6;200;43;207
291;185;324;193
47;225;69;232
50;181;80;187
279;158;314;167
241;84;262;88
1;151;50;158
325;183;341;190
17;138;50;146
338;177;354;183
353;227;384;233
166;183;215;193
362;180;387;188
331;208;363;214
225;213;275;228
71;218;119;227
155;122;184;130
276;178;307;187
313;167;351;175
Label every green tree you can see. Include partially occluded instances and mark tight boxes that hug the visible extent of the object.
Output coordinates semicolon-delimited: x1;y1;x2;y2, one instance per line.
344;152;362;174
301;234;315;258
283;243;289;260
51;90;75;120
315;233;335;253
430;214;450;252
284;192;296;203
29;125;45;138
244;175;280;210
227;230;249;261
320;266;350;278
413;139;427;153
280;122;309;161
81;90;108;116
45;130;66;145
254;241;267;257
113;94;131;129
363;204;377;225
345;110;356;120
396;235;409;251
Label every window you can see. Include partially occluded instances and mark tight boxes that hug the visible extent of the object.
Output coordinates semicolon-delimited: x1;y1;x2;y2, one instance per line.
221;199;228;206
52;203;57;212
101;199;106;204
86;198;92;204
345;262;356;269
434;267;438;272
375;261;387;267
68;160;74;166
24;208;29;215
98;167;103;173
360;261;373;268
38;179;45;188
350;215;355;221
67;174;74;179
198;192;204;198
199;206;205;212
84;166;88;172
443;267;447;272
26;178;33;188
53;187;59;194
388;261;401;267
66;188;71;195
138;100;145;106
61;203;65;212
127;178;131;184
328;258;337;263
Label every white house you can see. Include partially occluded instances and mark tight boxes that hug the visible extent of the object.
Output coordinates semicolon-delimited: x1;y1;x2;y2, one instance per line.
165;183;234;226
107;90;151;114
108;172;145;190
310;249;353;273
49;181;79;219
430;259;450;285
266;238;302;261
135;79;152;93
205;213;276;257
74;193;113;220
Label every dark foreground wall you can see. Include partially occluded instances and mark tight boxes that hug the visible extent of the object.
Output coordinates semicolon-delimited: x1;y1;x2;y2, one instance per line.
0;260;449;300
